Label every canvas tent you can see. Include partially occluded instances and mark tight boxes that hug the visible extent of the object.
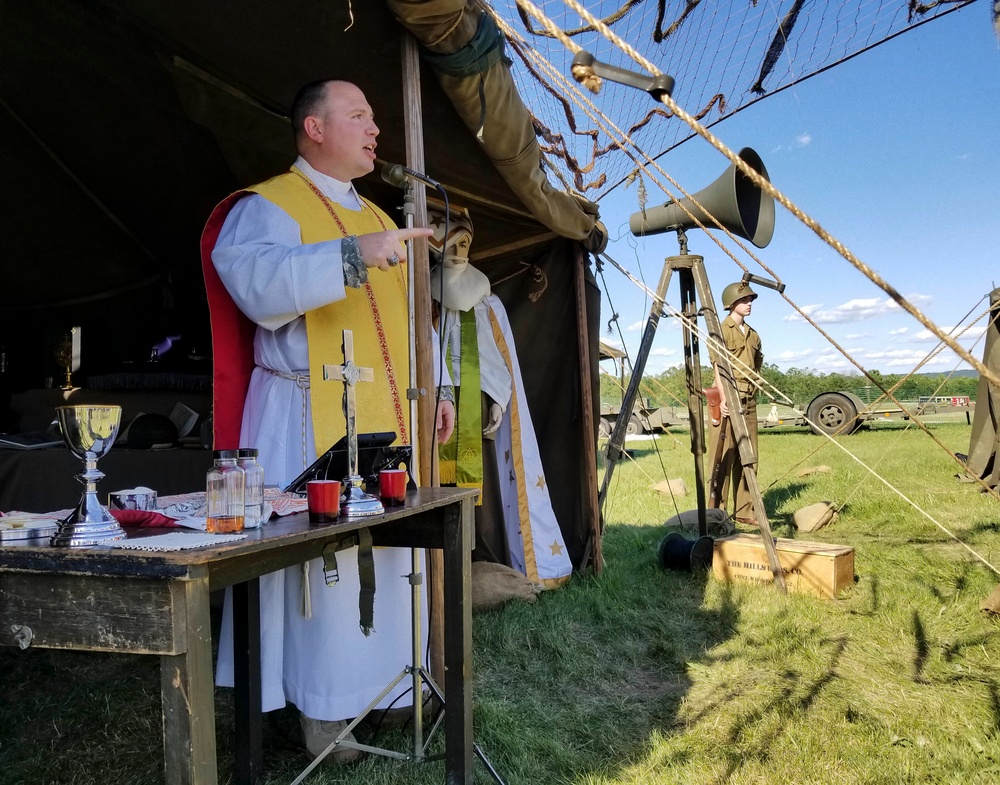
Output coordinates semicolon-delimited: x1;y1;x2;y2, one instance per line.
0;0;603;569
965;288;1000;488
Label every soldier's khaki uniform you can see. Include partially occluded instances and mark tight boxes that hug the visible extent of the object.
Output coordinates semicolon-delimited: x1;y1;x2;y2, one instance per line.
708;314;763;522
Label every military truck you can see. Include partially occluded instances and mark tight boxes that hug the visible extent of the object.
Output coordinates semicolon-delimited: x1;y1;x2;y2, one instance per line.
598;341;689;436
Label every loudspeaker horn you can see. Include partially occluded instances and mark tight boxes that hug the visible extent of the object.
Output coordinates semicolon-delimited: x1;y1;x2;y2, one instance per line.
629;147;775;248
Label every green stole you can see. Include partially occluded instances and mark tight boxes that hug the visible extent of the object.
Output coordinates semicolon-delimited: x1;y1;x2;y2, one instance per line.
439;309;484;503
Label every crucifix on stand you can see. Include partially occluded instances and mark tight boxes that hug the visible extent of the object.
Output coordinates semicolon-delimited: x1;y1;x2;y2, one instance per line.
323;329;384;517
311;335;506;782
600;147;788;591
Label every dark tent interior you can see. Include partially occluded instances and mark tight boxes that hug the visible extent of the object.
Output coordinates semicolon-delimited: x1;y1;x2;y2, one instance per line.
0;0;602;568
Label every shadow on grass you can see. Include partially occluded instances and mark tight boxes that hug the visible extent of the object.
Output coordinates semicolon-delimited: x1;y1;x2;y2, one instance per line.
711;634;849;783
462;521;742;784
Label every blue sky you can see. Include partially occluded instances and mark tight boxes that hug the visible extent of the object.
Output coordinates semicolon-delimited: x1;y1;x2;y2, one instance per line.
596;4;999;377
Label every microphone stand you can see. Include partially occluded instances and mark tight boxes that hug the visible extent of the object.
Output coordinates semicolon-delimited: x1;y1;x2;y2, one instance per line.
290;178;506;785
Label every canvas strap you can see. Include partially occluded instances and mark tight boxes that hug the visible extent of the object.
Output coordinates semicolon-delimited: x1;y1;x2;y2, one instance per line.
321;528;377;636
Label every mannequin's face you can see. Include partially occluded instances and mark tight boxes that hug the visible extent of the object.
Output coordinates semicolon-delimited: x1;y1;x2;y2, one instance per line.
446;231;472;262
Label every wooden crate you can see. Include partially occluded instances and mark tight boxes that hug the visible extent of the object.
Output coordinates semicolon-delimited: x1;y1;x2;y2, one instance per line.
712;534;855;598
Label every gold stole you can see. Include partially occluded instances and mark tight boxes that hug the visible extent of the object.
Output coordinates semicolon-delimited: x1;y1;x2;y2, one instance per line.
249;169;410;454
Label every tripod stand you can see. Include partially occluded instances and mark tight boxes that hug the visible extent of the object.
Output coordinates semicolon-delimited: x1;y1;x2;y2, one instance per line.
598;231;786;590
290;543;506;784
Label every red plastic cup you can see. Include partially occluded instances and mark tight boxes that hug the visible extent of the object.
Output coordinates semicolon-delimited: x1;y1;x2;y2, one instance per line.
378;469;408;507
306;480;341;523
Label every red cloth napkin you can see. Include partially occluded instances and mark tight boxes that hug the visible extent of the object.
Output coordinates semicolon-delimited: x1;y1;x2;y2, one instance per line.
109;509;181;527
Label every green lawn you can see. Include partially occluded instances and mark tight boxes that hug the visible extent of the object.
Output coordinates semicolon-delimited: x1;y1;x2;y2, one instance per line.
2;422;998;784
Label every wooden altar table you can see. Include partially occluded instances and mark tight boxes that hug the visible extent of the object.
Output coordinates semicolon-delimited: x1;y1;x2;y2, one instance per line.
0;487;477;785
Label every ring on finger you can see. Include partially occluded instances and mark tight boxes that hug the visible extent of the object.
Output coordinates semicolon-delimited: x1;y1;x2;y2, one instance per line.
388;253;400;266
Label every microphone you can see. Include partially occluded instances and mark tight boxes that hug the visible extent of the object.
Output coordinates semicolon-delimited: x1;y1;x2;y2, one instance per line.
381;162;442;189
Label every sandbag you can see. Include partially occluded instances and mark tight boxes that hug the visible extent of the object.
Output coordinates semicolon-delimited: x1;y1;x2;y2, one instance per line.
652;478;687;497
471;561;541;612
793;501;839;532
663;508;735;537
981;584;1000;615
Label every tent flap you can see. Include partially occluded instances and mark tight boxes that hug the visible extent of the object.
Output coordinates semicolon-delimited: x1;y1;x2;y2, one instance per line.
389;0;601;242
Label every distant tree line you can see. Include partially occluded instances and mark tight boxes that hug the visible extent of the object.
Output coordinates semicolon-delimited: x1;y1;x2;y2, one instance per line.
601;362;979;409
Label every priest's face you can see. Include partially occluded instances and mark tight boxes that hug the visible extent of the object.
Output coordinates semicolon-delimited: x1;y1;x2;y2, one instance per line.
307;82;379;181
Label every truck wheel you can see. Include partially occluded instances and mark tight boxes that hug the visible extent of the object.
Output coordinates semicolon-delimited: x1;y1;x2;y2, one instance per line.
626;415;643;436
806;392;862;436
598;417;613;438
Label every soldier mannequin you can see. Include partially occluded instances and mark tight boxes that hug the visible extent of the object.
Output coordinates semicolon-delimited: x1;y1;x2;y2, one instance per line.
708;281;764;524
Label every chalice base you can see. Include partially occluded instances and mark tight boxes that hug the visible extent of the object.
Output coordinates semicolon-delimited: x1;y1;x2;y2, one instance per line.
340;476;384;518
51;491;127;547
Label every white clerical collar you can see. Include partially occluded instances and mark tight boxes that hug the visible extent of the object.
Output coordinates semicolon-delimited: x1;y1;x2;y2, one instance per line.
294;156;362;210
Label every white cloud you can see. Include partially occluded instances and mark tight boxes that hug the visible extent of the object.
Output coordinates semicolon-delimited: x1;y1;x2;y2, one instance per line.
844;333;868;340
650;347;676;357
884;353;953;368
774;349;812;362
811;353;851;370
913;325;987;343
783;294;932;325
626;320;645;332
889;327;909;335
795;133;812;146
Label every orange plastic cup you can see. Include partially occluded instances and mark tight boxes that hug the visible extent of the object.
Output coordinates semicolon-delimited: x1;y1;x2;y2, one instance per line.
306;480;341;523
378;469;408;507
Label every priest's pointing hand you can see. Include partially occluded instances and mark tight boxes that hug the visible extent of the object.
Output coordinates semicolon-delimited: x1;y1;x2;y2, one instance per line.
357;227;433;271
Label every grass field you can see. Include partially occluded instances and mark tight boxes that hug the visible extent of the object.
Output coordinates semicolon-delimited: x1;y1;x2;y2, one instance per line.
2;421;999;784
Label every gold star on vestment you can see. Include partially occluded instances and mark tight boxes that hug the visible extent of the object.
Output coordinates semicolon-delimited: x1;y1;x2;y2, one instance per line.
549;541;563;556
536;475;546;490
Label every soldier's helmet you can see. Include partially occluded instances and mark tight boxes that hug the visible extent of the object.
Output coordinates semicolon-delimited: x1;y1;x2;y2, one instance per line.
721;282;759;310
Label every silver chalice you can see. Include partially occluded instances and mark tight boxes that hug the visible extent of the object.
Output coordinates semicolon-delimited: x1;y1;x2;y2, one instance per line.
52;405;127;547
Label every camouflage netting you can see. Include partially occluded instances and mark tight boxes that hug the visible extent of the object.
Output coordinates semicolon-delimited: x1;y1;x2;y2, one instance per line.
489;0;977;196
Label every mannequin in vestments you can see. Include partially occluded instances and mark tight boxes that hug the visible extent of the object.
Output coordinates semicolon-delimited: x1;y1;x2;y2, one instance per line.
429;203;571;588
201;79;454;764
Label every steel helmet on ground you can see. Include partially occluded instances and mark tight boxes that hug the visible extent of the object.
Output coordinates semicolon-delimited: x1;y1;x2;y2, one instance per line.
721;281;759;310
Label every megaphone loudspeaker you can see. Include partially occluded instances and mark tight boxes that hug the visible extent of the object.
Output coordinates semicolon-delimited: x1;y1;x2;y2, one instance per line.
629;147;775;248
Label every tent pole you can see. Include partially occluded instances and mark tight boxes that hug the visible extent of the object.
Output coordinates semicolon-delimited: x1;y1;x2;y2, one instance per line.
400;30;447;690
574;247;602;573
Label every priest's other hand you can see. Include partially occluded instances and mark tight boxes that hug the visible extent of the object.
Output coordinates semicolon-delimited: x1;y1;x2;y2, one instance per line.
356;228;433;271
437;400;455;445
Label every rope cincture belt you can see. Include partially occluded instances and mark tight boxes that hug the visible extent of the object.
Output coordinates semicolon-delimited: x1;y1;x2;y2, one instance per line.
263;367;311;468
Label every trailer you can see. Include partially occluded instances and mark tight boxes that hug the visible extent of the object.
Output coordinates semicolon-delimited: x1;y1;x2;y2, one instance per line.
761;391;974;436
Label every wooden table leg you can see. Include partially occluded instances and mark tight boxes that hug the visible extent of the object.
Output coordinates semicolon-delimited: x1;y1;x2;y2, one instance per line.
233;578;263;785
443;497;474;784
161;576;218;785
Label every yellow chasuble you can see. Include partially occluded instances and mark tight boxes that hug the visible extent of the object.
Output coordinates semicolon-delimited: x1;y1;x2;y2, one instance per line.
249;168;410;453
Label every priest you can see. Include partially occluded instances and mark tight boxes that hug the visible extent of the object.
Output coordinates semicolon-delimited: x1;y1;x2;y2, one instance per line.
201;78;454;764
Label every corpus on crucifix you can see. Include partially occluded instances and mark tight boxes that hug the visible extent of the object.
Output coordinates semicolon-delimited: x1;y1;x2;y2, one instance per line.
323;329;384;517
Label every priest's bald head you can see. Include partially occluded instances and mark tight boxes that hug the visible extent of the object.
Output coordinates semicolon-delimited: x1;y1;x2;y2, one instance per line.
290;79;379;182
